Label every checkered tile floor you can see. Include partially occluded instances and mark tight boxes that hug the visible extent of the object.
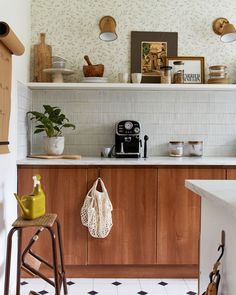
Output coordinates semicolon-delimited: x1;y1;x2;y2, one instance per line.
20;278;198;295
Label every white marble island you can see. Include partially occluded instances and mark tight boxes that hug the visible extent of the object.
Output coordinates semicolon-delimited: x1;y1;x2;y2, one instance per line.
185;180;236;295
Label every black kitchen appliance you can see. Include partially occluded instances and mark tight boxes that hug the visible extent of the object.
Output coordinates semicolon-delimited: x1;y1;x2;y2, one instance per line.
115;120;141;158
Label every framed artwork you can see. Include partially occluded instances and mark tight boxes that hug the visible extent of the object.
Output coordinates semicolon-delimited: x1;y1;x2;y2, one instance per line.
131;31;178;83
166;56;205;84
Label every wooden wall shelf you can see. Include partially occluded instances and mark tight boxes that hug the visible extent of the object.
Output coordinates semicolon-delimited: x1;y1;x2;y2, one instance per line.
27;82;236;91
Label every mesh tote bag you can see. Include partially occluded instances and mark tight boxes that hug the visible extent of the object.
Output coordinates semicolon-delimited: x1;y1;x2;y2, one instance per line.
81;178;113;238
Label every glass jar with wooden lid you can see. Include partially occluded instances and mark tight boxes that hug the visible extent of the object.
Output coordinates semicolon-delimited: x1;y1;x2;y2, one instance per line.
188;141;203;156
169;141;184;157
173;61;184;84
160;66;172;84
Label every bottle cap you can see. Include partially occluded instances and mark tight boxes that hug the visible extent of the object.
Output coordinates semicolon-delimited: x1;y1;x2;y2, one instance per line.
188;141;203;144
33;175;41;187
169;141;184;144
160;66;172;70
173;61;184;65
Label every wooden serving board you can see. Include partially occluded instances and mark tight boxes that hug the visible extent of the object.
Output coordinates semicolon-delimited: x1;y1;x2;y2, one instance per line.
28;154;81;160
34;33;52;82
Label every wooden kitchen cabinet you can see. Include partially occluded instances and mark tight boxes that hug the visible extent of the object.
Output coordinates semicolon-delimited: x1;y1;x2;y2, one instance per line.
18;164;226;277
17;166;88;266
87;167;157;265
226;168;236;180
157;167;225;265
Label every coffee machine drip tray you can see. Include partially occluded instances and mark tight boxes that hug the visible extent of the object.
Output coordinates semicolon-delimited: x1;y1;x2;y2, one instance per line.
116;152;140;158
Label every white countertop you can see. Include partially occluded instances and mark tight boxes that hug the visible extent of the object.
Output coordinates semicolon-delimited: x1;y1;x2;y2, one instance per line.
185;180;236;217
17;156;236;166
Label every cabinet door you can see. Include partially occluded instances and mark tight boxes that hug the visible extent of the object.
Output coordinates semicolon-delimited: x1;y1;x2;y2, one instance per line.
17;166;88;266
157;167;225;265
226;168;236;180
87;167;157;265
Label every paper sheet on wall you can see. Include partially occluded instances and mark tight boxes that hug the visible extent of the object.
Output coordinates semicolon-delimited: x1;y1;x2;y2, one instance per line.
0;22;24;154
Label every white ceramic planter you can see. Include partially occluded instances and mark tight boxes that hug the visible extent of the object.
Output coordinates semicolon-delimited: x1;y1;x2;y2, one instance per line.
43;136;65;155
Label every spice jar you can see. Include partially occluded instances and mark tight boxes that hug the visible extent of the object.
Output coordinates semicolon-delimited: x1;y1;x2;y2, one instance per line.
160;66;172;84
169;141;184;157
173;61;184;84
188;141;203;157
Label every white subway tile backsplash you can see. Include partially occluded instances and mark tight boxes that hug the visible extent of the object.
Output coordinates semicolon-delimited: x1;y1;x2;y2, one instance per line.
176;91;210;103
30;89;236;157
211;91;236;103
17;82;32;159
174;103;211;114
207;124;236;135
205;145;236;157
66;134;114;145
75;112;102;124
78;124;114;135
17;82;31;99
101;113;132;124
66;102;102;113
32;144;43;154
102;102;135;113
32;135;41;145
218;103;236;114
207;135;236;146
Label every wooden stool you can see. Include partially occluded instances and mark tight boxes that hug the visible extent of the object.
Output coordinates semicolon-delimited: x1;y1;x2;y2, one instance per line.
4;213;68;295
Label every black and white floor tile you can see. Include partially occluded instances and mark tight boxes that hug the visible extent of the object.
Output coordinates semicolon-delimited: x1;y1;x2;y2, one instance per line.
20;278;198;295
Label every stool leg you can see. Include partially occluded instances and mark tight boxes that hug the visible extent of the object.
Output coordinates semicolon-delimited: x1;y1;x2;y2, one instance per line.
55;220;68;294
46;227;60;295
16;228;22;295
4;228;17;295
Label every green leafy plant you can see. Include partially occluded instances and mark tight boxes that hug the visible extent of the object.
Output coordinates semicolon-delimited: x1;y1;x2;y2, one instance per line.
142;42;150;58
27;105;76;137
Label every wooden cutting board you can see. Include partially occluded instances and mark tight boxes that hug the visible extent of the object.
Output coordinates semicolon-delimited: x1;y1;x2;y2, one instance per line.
33;33;52;82
28;154;81;160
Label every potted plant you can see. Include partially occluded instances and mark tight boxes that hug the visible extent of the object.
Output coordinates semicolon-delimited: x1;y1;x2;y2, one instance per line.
28;105;75;155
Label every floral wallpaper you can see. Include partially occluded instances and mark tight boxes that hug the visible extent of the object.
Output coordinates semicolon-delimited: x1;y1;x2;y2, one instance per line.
31;0;236;82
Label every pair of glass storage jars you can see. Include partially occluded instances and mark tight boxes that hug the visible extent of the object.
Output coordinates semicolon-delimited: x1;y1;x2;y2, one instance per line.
160;61;185;84
169;141;203;157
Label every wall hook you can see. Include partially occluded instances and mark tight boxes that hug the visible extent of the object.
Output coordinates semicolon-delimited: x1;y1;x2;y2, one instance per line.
217;230;225;263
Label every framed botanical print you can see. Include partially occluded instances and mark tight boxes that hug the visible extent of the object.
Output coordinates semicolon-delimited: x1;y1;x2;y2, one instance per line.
131;31;178;83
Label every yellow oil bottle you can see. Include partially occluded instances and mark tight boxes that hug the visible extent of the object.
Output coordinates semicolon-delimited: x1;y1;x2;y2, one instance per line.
14;175;46;220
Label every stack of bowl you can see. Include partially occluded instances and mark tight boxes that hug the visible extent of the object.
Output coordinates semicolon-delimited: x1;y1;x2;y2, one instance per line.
43;56;74;83
207;65;229;84
52;56;67;69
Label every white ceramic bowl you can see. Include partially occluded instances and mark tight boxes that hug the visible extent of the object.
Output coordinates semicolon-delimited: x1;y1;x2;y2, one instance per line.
52;60;66;69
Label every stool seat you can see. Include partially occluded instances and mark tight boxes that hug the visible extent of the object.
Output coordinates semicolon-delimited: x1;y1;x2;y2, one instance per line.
12;213;57;228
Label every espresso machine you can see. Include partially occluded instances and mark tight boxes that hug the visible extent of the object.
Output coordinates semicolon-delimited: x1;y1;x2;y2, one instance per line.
115;120;141;158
